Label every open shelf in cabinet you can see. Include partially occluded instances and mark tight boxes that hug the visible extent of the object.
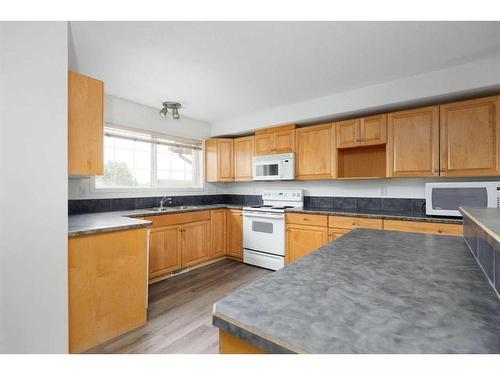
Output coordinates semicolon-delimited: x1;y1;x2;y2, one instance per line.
337;144;387;179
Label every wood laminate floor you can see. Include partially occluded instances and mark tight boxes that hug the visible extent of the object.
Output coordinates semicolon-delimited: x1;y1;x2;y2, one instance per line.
86;258;271;354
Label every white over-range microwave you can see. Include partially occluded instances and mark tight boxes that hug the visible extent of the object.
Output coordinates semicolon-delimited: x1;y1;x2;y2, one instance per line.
253;153;295;181
425;181;500;217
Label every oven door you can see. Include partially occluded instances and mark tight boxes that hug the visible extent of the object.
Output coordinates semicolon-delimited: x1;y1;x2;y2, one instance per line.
253;161;282;180
243;211;285;256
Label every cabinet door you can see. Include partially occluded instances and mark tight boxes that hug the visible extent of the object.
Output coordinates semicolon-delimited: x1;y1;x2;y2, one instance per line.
205;139;218;182
360;114;387;146
328;228;350;242
181;220;211;268
226;210;243;259
149;225;182;278
336;118;360;148
254;133;275;155
387;106;439;177
296;124;336;180
440;96;499;176
234;136;254;181
217;139;234;181
286;224;328;264
274;129;295;153
69;228;148;353
68;71;104;176
211;209;226;258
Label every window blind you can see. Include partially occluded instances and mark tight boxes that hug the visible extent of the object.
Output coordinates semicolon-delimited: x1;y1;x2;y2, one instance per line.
104;124;203;151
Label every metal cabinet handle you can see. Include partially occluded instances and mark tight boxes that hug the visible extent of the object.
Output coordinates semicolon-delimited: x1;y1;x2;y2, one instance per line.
438;228;443;233
433;169;439;173
440;168;447;172
359;138;365;142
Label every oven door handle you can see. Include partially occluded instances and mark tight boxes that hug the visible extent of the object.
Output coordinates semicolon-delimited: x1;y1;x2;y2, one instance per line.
243;212;284;219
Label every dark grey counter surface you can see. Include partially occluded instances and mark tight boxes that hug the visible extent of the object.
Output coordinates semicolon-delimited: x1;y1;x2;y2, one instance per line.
68;204;243;237
213;229;500;353
460;207;500;242
68;203;461;236
287;207;462;224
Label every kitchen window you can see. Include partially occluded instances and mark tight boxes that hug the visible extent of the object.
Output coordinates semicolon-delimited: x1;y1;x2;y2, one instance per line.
94;125;203;190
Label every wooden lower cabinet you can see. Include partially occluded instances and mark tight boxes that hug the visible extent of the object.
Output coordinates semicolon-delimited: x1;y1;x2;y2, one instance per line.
211;209;227;258
286;223;328;264
226;209;243;259
219;330;266;354
181;220;211;267
149;225;182;278
68;228;148;353
383;219;463;236
328;228;350;242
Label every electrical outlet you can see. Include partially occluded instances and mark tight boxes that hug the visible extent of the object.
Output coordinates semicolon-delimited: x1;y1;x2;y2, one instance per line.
380;187;387;196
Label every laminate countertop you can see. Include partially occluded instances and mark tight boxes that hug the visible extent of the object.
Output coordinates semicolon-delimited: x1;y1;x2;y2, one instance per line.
213;229;500;353
68;204;243;237
287;207;462;224
460;207;500;243
68;203;461;237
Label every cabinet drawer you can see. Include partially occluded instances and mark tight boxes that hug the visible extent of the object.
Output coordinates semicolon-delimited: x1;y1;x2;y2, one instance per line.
329;215;383;229
286;213;328;227
383;220;463;236
145;210;211;228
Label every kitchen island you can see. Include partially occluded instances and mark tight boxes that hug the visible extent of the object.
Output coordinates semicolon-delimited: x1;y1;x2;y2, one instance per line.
213;228;500;353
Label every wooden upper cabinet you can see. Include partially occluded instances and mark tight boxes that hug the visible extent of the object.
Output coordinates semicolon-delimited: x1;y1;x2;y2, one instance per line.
387;106;439;177
439;96;500;177
254;124;296;155
254;133;275;155
149;225;182;279
211;209;226;258
205;138;234;182
336;118;360;148
274;129;295;153
68;71;104;176
296;123;336;180
361;114;387;146
336;115;387;148
233;136;254;181
226;209;243;259
181;220;211;268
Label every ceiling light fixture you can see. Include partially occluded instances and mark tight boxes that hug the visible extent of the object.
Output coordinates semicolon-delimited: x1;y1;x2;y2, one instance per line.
159;102;182;120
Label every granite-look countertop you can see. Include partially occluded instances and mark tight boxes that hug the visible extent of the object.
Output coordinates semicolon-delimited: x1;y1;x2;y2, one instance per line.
68;204;244;237
68;203;460;237
460;207;500;242
213;229;500;353
287;207;462;224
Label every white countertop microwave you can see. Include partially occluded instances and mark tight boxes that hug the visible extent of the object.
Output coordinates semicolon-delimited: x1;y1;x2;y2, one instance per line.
253;153;295;181
425;181;500;217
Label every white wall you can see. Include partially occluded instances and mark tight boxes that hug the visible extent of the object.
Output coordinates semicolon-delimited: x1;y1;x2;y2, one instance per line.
0;22;68;353
69;95;215;199
216;177;500;199
211;55;500;136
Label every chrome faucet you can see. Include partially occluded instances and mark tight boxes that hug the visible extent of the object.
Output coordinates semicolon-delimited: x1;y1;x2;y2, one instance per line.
159;196;173;209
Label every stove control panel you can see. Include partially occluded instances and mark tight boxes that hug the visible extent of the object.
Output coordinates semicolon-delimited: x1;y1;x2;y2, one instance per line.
262;189;303;202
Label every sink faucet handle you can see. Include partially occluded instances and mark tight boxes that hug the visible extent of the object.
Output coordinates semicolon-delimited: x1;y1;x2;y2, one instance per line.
160;196;173;207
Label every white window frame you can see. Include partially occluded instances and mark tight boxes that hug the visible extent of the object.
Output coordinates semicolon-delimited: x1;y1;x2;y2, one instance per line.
90;124;206;194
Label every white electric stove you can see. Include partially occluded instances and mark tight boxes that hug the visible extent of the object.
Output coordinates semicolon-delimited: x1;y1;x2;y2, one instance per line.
242;190;303;270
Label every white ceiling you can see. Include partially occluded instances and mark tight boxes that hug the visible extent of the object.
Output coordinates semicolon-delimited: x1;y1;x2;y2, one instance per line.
69;21;500;123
